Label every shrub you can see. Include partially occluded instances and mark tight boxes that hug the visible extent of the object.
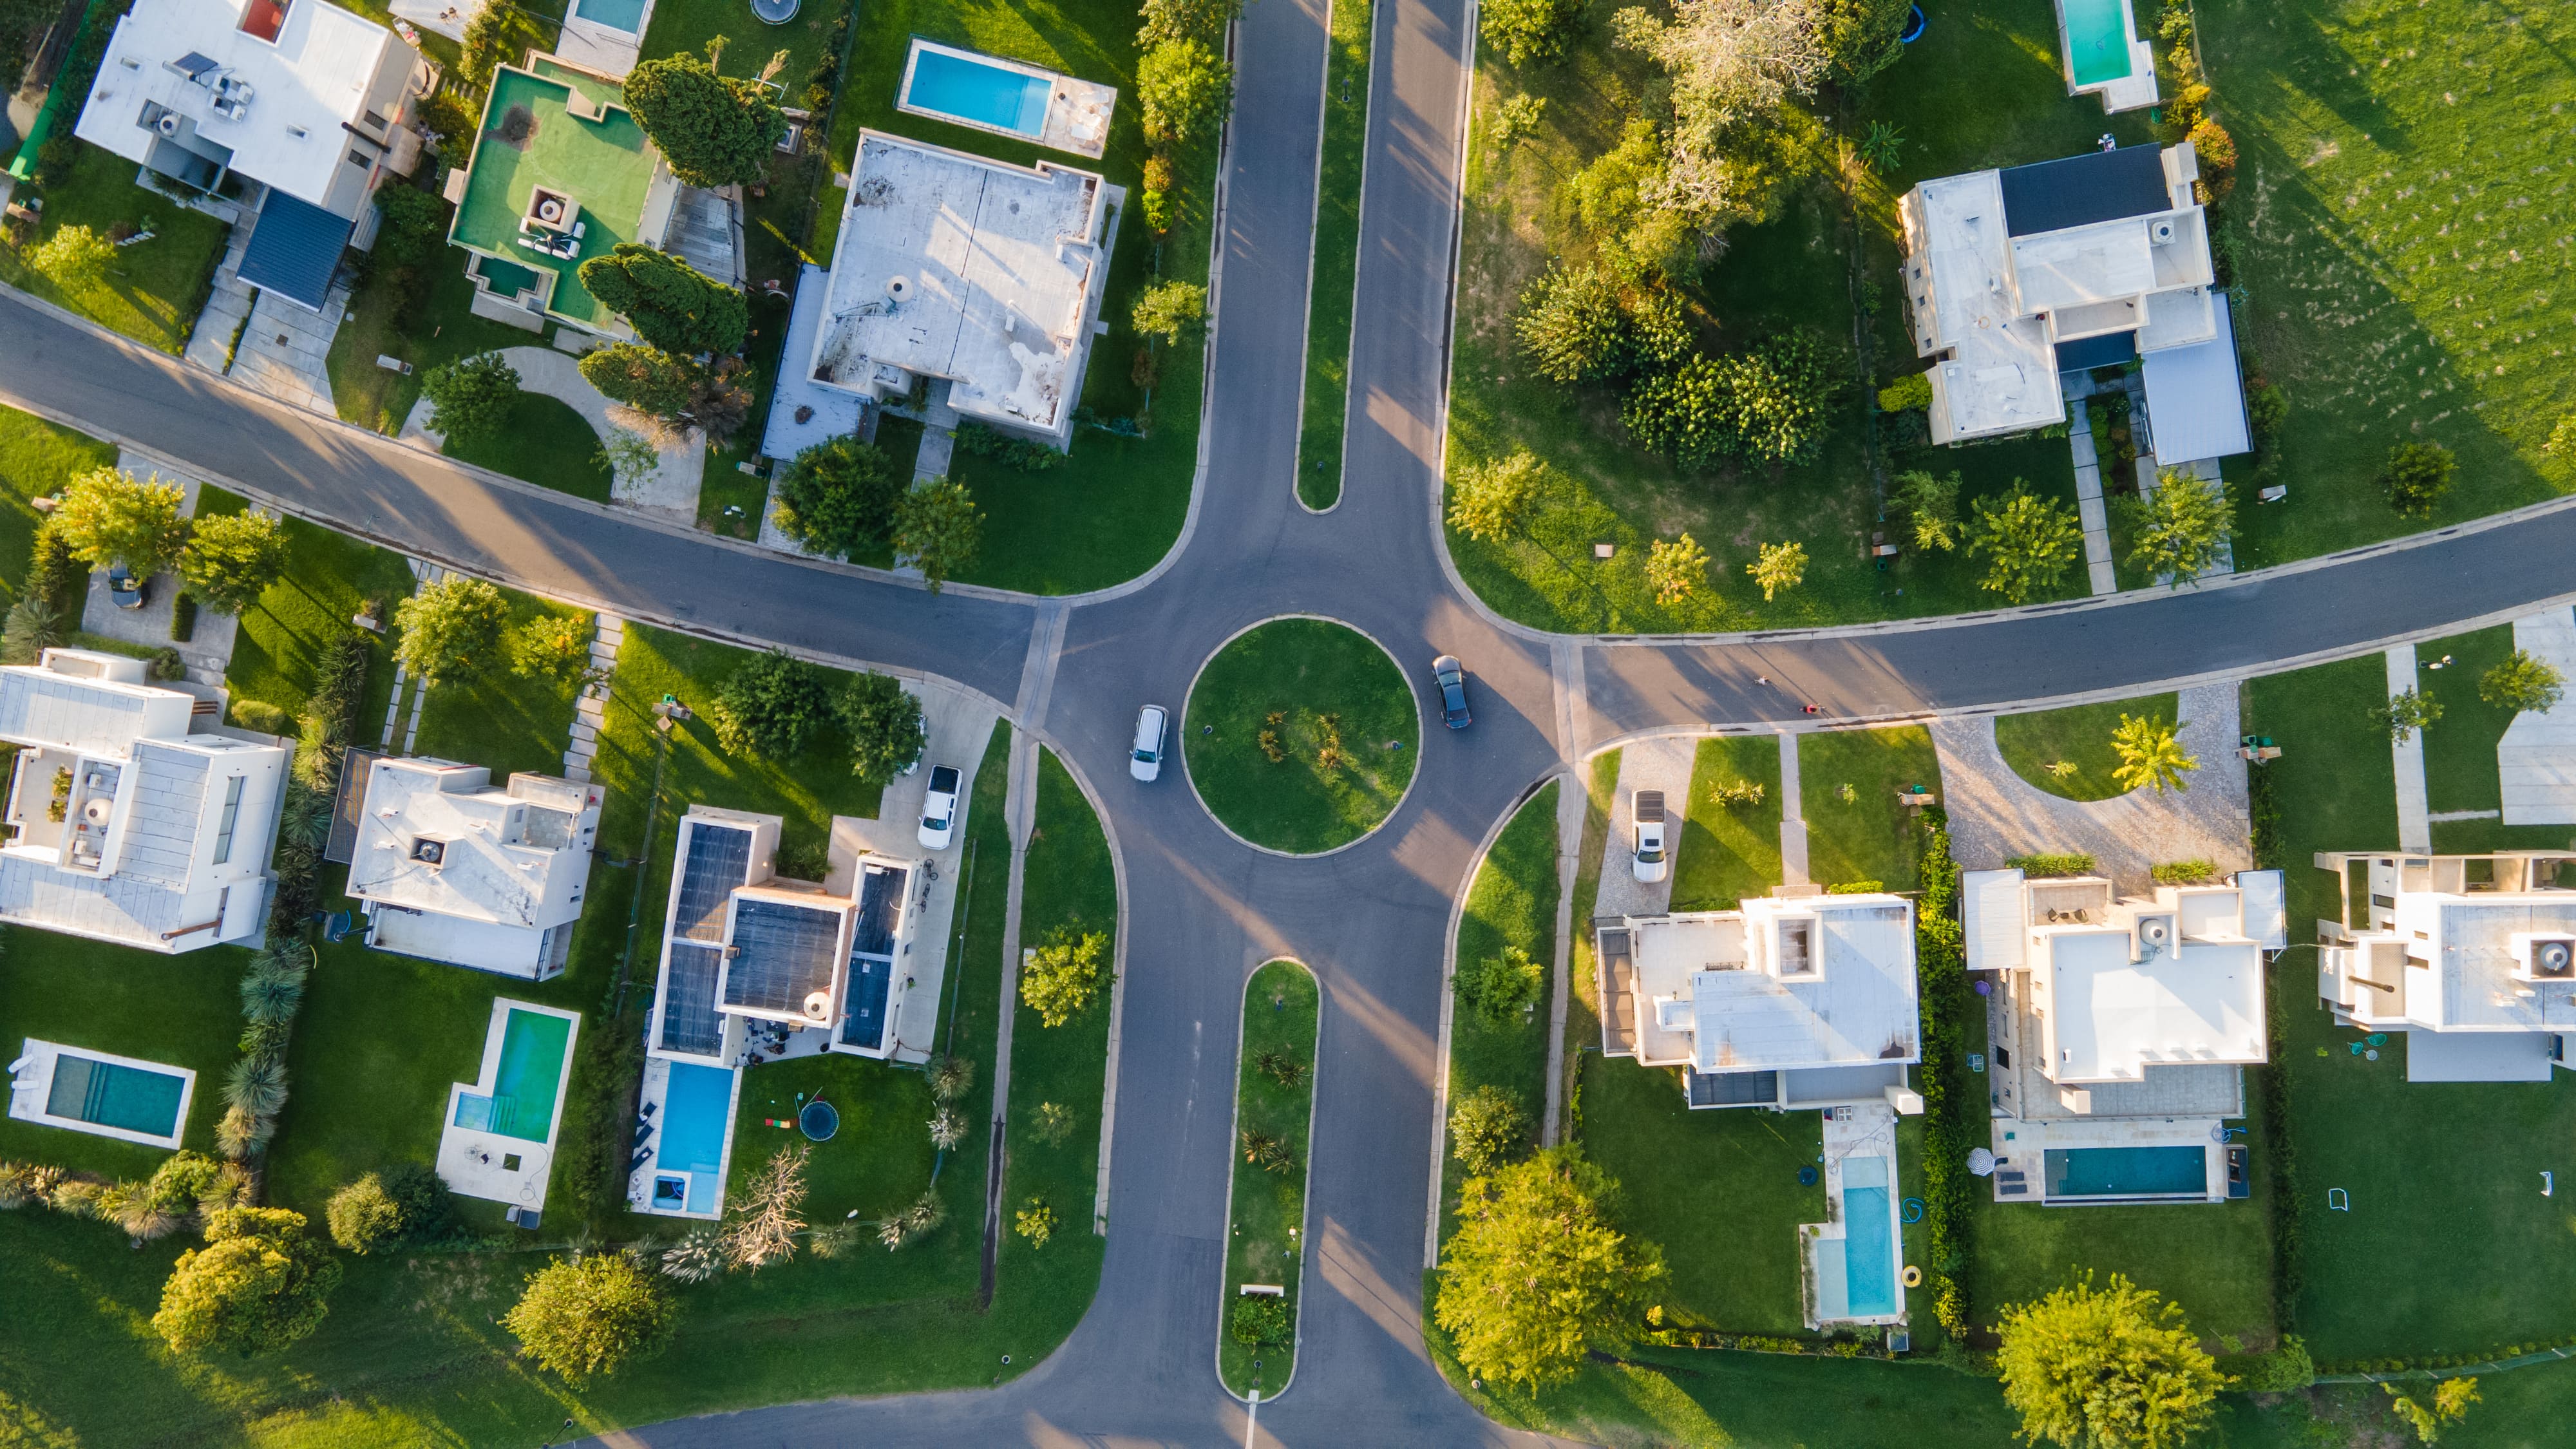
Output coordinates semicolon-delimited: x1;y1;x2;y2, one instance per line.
1747;540;1806;602
508;612;593;683
149;647;185;682
1646;534;1709;605
773;435;901;558
2383;440;2455;518
370;186;451;270
327;1173;406;1255
421;352;520;444
893;477;981;594
2480;648;2564;714
1231;1294;1293;1346
954;421;1064;471
503;1251;677;1385
577;244;749;356
1481;0;1582;64
30;224;116;289
1130;279;1209;346
393;576;509;685
1448;1084;1528;1174
2372;686;2442;744
1876;372;1933;413
1965;482;2082;604
169;589;197;641
2150;860;2217;886
1015;1197;1057;1247
2186;118;2235;201
1447;451;1548;544
2006;852;2096;878
580;343;701;423
153;1207;342;1356
710;649;834;757
620;50;788;188
1513;263;1687;384
1457;943;1543;1024
2244;375;2287;438
1138;0;1244;47
2109;713;2197;793
1889;469;1963;552
180;510;289;615
1137;38;1233;144
1021;927;1112;1027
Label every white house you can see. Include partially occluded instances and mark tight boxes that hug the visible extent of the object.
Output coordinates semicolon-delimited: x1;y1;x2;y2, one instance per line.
0;649;285;952
2315;849;2576;1083
1965;869;2282;1205
1895;142;2251;464
343;757;601;979
74;0;429;310
809;130;1119;450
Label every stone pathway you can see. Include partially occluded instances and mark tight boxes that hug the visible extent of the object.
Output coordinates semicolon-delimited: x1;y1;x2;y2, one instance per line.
562;613;623;783
402;345;704;518
1594;737;1696;920
1931;683;2251;895
378;560;437;753
1777;730;1811;886
2386;645;2432;851
2499;605;2576;825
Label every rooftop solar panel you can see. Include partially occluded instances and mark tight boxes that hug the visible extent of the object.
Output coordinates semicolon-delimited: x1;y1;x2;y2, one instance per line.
722;898;842;1015
658;942;726;1056
674;824;752;941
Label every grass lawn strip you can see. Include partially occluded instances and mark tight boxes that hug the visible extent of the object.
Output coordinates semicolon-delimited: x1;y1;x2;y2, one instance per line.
5;140;229;353
1991;693;2179;804
1217;960;1320;1397
1441;782;1559;1226
1291;0;1372;511
1184;618;1419;853
1797;726;1941;891
1671;736;1781;913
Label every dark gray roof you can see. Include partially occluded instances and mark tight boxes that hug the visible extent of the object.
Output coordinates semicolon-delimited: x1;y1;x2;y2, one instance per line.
238;191;353;310
852;862;909;958
721;898;841;1014
674;822;752;941
1998;146;2170;238
657;942;726;1056
2054;330;2137;373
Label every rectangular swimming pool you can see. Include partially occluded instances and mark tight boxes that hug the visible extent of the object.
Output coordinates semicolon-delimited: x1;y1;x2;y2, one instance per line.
2060;0;2136;86
648;1061;738;1217
1841;1157;1899;1317
572;0;649;33
46;1053;187;1138
902;43;1051;139
2046;1144;2208;1199
453;1008;572;1142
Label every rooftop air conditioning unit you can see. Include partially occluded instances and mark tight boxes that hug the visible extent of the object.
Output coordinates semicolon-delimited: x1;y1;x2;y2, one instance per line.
2512;933;2576;981
156;113;182;138
2132;913;2175;962
2150;218;2177;245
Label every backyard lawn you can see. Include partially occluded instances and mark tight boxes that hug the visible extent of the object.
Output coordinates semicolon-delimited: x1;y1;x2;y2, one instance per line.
1798;726;1941;891
1442;782;1558;1223
1672;735;1782;912
0;935;245;1179
1183;618;1419;853
2199;0;2576;568
1992;692;2179;803
1292;0;1372;510
3;140;229;354
1217;960;1320;1397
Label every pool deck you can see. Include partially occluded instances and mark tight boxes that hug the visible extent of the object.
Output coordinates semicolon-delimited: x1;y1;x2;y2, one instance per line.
896;39;1116;159
6;1037;194;1150
436;999;582;1215
627;1054;743;1220
1801;1102;1909;1330
1986;1112;2231;1204
558;0;652;80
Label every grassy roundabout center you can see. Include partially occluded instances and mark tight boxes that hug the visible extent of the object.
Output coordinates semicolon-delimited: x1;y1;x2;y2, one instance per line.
1184;618;1421;854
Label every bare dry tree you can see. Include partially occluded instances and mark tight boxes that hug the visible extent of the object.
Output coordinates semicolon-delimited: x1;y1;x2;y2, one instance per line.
721;1142;811;1273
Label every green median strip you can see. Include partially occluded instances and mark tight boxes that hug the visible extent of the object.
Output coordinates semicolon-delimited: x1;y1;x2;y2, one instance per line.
1219;959;1321;1397
1293;0;1373;511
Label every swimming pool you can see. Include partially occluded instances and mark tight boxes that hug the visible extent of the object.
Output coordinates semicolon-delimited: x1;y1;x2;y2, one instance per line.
47;1053;187;1137
2045;1144;2208;1200
2060;0;2136;86
649;1061;738;1217
572;0;649;34
452;1008;572;1142
1841;1157;1899;1317
902;44;1051;140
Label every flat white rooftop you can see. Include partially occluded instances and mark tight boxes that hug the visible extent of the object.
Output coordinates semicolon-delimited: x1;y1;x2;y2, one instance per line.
1910;170;2065;440
1631;895;1920;1077
346;759;595;929
812;130;1108;442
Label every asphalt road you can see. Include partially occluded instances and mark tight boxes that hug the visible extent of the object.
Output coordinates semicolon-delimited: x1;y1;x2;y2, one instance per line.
6;0;2576;1437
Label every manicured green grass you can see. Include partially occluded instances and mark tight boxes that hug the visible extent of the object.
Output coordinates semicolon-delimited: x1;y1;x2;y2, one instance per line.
701;290;799;538
999;745;1115;1279
2244;658;2576;1367
3;140;228;353
1443;782;1559;1222
2199;0;2576;570
441;392;614;502
326;234;554;433
0;404;117;606
1292;0;1372;510
828;0;1212;594
2409;623;2520;842
1797;726;1941;891
0;935;245;1179
201;486;415;739
641;0;842;86
726;1051;945;1224
1671;736;1782;912
1183;618;1419;853
409;588;591;779
1444;0;2141;634
1560;753;1616;1122
1218;960;1320;1397
1992;693;2179;803
1577;1058;1824;1335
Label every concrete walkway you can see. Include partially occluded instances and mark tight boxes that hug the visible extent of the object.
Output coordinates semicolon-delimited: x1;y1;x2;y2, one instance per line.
2064;381;2118;596
1778;730;1811;885
561;613;621;784
2387;645;2432;851
1595;737;1694;919
402;346;704;518
1932;683;2251;894
2499;605;2576;824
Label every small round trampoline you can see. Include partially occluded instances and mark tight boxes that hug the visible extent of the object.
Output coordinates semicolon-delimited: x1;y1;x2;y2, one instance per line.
752;0;800;23
1900;4;1926;43
1798;1166;1819;1186
799;1100;839;1141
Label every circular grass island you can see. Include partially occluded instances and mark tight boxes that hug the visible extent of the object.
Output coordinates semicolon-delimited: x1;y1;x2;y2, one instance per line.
1184;618;1421;854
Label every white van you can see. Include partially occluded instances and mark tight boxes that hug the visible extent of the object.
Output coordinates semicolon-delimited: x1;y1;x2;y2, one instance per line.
1131;705;1170;781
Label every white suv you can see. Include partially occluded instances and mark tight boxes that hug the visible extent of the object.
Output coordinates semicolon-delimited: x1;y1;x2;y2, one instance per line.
1632;790;1668;883
917;765;961;849
1130;705;1170;781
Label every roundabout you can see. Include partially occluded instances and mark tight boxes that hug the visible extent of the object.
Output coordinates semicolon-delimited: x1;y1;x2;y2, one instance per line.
1181;617;1421;855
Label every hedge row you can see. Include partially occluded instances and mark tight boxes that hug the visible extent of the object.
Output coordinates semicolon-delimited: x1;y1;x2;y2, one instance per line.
1913;808;1980;1343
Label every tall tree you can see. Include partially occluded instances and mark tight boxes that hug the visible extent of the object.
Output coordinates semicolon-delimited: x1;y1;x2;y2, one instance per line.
893;478;982;594
711;649;834;757
393;576;511;685
835;671;927;784
1446;451;1548;544
152;1207;343;1356
1747;540;1806;601
621;49;788;188
421;352;522;444
1130;279;1209;346
1137;0;1245;45
1137;38;1234;144
2122;469;2235;585
579;343;701;422
773;436;902;558
1434;1148;1664;1390
180;511;290;614
1020;927;1110;1027
721;1144;810;1272
1996;1274;2224;1449
52;467;188;575
503;1252;677;1384
1889;469;1962;552
1646;533;1710;605
2480;649;2566;714
578;244;750;357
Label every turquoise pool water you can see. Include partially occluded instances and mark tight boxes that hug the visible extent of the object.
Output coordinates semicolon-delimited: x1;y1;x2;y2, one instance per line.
45;1054;185;1137
905;47;1050;138
573;0;648;33
2046;1144;2207;1198
453;1009;571;1142
2061;0;2135;86
1841;1157;1898;1317
650;1062;735;1215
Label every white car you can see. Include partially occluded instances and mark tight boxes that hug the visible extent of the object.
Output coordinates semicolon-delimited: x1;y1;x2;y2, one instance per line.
1632;790;1668;883
917;764;961;849
1130;705;1170;781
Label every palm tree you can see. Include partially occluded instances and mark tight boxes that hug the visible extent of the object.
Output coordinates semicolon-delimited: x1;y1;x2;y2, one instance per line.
2109;714;2198;793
